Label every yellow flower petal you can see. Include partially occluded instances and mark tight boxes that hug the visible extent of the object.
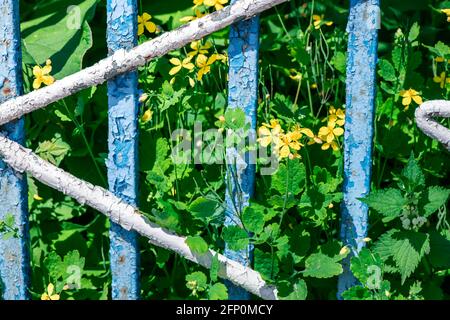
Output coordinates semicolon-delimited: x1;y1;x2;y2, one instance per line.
333;127;344;137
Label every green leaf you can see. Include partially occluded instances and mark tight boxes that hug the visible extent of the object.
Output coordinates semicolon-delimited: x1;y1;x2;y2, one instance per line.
422;186;450;217
242;206;265;234
408;22;420;42
185;236;209;254
401;153;425;191
271;159;306;196
331;52;346;74
303;253;343;278
429;232;450;269
208;283;228;300
186;271;208;292
378;59;397;82
374;230;430;283
279;279;307;300
254;248;279;280
224;108;246;130
21;0;97;78
342;286;372;300
222;226;249;251
209;253;220;282
360;188;406;220
35;133;71;166
350;248;383;287
188;197;219;221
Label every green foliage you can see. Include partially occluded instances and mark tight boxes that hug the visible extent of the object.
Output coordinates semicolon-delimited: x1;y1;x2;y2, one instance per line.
18;0;449;301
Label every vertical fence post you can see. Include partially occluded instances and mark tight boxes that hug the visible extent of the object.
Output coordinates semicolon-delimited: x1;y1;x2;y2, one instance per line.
106;0;140;300
0;0;30;300
338;0;380;297
224;0;260;300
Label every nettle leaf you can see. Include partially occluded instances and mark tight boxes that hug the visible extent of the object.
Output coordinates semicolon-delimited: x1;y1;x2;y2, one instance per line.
185;236;208;254
378;59;397;82
271;159;306;196
242;206;265;234
374;230;430;283
421;186;450;217
360;188;405;220
208;283;228;300
35;133;71;166
401;153;425;191
303;253;343;278
222;226;249;251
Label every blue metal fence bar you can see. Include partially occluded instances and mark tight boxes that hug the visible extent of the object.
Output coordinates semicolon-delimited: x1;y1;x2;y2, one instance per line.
0;0;30;300
338;0;380;297
106;0;140;300
224;1;260;299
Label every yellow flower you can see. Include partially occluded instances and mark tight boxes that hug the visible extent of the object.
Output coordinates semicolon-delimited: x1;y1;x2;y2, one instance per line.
33;194;43;201
307;134;324;146
188;41;212;57
292;124;314;139
142;109;153;122
318;121;344;144
312;14;333;30
138;13;156;35
328;106;345;126
339;246;350;256
196;54;217;81
169;56;195;76
32;59;54;90
204;0;228;10
433;72;450;89
215;53;228;64
180;9;206;23
193;0;204;7
41;283;60;300
257;124;282;147
262;119;281;129
400;89;423;110
276;131;303;159
441;9;450;22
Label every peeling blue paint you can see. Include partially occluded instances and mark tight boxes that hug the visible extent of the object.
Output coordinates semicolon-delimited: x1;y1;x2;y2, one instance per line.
338;0;380;298
106;0;140;300
0;0;30;300
224;0;260;300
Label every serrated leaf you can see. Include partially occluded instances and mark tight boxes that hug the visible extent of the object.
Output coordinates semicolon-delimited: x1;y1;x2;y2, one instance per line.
374;230;430;283
342;286;372;300
222;226;249;251
378;59;397;82
185;236;208;254
254;248;279;279
271;159;306;196
350;248;383;287
402;153;425;191
429;232;450;269
360;188;405;219
242;205;265;234
422;186;450;217
303;253;343;278
186;271;207;292
208;283;228;300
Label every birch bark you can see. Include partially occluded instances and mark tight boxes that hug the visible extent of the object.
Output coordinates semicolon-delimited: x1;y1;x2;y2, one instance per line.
415;100;450;152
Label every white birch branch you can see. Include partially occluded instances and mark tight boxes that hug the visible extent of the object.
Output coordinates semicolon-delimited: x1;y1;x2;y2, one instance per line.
415;100;450;151
0;134;278;300
0;0;287;126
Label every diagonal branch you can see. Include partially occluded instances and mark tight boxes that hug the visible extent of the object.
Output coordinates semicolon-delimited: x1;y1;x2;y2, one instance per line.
0;0;287;126
0;134;278;300
415;100;450;152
